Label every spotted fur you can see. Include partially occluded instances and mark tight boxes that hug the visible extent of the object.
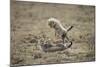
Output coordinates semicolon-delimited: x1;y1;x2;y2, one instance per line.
48;18;73;44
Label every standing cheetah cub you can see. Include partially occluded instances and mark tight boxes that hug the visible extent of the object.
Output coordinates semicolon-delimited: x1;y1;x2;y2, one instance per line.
48;18;73;45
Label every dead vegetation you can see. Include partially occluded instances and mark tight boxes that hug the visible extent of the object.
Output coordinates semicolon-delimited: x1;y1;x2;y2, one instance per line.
11;1;95;66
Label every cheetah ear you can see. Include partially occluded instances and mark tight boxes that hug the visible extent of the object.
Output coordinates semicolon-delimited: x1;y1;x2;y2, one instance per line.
66;26;73;32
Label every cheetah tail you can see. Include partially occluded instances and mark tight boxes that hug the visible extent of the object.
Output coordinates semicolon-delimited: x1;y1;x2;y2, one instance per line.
66;26;73;32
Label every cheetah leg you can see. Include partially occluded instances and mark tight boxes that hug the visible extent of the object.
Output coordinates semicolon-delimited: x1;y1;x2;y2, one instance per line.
62;37;65;44
66;35;70;42
61;34;66;44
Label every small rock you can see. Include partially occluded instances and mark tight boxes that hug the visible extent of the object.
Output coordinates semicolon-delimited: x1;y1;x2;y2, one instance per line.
29;38;38;43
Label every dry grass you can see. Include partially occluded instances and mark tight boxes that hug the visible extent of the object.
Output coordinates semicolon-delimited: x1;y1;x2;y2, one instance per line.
10;1;95;66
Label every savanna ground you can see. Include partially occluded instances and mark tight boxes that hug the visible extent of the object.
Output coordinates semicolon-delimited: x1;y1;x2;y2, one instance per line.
11;1;95;66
